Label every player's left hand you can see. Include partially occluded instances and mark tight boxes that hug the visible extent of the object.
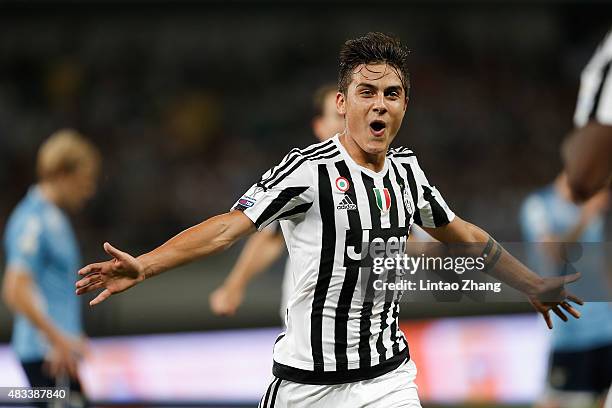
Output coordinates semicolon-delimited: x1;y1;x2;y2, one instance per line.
527;272;584;329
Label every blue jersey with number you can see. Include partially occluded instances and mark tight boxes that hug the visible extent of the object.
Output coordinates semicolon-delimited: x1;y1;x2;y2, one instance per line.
4;186;83;362
520;184;612;351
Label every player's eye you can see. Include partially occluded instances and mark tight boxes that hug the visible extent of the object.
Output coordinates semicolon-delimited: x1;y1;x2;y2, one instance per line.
360;89;373;96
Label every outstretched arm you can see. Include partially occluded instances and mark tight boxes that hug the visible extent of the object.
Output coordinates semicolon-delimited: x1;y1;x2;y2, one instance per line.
209;228;285;316
76;210;256;306
423;216;583;329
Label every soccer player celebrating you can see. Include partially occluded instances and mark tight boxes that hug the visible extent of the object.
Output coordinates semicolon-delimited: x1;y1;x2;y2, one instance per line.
76;33;583;407
3;130;100;406
209;84;344;320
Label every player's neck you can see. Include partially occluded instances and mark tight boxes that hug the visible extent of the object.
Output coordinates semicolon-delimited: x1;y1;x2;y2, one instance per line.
38;181;65;209
338;133;386;173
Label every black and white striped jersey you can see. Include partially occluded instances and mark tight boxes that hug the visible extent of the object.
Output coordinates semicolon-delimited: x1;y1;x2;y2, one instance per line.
575;28;612;127
232;135;455;384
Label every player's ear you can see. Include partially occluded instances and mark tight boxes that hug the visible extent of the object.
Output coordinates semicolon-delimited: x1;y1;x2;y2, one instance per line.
336;91;346;115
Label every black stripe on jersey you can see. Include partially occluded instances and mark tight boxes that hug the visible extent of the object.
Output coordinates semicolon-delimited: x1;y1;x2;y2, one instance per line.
358;173;380;369
266;146;340;190
309;150;341;161
334;161;362;371
376;171;400;363
375;277;392;361
303;143;338;160
254;186;309;228
273;347;408;385
401;334;409;357
589;60;612;120
260;140;334;186
311;164;336;371
275;202;313;220
390;161;412;225
422;185;451;227
389;162;408;356
269;379;282;408
386;147;413;156
390;301;401;355
260;140;335;188
392;153;416;158
260;378;277;408
383;169;400;233
401;163;422;226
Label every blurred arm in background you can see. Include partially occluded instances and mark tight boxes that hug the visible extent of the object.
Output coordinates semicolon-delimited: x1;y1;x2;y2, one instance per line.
2;267;84;379
562;123;612;202
210;84;343;317
209;225;285;316
563;29;612;202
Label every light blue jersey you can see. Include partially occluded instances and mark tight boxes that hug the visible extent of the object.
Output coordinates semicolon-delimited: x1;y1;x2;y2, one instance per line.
520;184;612;352
4;186;83;362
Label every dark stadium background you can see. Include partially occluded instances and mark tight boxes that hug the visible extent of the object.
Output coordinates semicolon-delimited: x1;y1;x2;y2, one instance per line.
0;1;611;407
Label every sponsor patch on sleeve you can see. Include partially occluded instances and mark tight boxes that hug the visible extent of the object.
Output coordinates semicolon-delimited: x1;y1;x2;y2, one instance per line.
238;197;255;208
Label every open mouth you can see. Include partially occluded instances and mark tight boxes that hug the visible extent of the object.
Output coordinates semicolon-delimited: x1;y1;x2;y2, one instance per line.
369;120;386;135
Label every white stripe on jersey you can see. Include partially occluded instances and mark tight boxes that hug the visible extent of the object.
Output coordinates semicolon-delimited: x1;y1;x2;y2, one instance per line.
232;135;455;384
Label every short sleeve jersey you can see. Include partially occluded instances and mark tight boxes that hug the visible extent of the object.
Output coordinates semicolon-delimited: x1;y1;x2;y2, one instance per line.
232;135;454;384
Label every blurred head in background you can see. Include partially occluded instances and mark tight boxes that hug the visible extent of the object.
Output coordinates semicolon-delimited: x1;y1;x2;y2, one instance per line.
311;84;345;141
37;129;101;212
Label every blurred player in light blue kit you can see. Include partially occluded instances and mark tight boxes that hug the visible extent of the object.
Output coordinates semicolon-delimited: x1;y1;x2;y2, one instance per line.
2;130;100;405
561;26;612;408
520;172;611;408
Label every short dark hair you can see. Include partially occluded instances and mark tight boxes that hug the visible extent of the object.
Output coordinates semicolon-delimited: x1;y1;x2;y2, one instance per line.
312;84;338;118
338;32;410;97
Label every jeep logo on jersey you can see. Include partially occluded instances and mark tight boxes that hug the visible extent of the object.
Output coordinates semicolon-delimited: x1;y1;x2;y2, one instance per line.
335;177;350;192
346;229;407;261
373;188;391;213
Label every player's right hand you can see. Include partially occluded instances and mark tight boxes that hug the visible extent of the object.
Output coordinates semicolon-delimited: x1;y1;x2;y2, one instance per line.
44;333;85;380
75;242;145;306
209;284;244;316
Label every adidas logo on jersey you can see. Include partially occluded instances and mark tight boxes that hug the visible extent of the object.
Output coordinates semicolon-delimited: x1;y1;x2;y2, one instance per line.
337;195;357;210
